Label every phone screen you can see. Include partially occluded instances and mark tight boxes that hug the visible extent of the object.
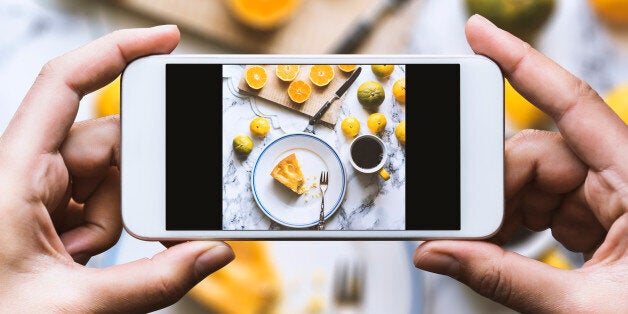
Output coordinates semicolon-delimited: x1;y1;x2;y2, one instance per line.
165;63;460;231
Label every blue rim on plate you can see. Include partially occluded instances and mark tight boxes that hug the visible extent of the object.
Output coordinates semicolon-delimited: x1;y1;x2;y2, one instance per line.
251;133;346;228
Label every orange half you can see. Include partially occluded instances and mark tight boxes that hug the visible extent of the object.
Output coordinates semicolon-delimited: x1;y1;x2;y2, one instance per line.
337;64;357;72
309;65;334;87
276;65;300;81
245;65;268;89
288;80;311;103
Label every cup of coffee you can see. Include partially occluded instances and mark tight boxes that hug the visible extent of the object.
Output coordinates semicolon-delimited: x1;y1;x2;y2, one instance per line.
349;134;389;179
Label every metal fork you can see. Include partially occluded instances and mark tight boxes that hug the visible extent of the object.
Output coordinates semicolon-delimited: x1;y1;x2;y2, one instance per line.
317;171;328;230
333;260;365;313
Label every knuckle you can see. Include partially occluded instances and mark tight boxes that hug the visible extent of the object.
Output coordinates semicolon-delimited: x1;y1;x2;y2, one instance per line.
574;79;597;102
476;263;513;305
507;129;560;149
152;271;187;306
38;58;61;80
506;129;546;150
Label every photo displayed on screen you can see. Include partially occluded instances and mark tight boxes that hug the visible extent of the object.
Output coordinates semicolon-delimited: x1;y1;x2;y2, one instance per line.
165;63;460;231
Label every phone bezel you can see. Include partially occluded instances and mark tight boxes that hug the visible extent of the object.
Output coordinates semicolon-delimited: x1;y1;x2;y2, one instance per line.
121;54;504;240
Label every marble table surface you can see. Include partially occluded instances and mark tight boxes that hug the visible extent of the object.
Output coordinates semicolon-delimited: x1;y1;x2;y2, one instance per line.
221;65;406;230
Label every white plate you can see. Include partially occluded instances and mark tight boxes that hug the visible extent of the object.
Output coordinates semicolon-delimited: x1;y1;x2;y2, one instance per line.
251;133;347;228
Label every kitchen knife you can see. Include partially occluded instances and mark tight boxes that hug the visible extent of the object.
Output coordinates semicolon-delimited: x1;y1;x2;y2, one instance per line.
305;66;362;132
332;0;410;54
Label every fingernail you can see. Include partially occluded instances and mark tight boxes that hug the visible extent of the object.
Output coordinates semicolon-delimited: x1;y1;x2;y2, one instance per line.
194;245;235;279
151;24;178;32
414;251;460;277
469;14;497;28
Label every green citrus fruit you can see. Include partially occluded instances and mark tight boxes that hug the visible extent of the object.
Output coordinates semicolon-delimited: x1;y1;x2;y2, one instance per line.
233;134;253;155
464;0;556;43
357;81;385;109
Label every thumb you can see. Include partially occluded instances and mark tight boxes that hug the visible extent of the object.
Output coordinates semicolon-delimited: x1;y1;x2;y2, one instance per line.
91;241;234;313
414;240;574;313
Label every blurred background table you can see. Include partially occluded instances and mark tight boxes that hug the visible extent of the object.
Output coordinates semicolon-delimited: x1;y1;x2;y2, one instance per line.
1;0;627;313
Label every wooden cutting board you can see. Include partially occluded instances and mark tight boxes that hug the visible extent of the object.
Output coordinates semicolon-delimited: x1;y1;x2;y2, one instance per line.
238;65;361;126
114;0;422;53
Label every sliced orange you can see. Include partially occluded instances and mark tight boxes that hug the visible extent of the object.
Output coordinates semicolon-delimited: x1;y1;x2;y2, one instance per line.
287;80;311;103
275;65;300;81
309;65;334;87
245;65;267;89
337;64;358;72
225;0;301;31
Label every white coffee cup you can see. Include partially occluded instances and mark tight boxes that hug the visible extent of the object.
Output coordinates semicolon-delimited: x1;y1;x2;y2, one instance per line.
349;134;389;179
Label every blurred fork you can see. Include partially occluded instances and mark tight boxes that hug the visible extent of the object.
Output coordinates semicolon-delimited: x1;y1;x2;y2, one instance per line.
317;171;328;230
333;259;365;313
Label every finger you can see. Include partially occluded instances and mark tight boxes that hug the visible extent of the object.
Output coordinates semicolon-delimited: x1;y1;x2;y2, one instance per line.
551;187;606;253
499;130;587;236
60;115;120;203
505;130;587;199
91;241;234;312
60;168;121;264
55;116;123;262
51;199;84;234
466;14;628;171
414;240;576;313
2;25;179;156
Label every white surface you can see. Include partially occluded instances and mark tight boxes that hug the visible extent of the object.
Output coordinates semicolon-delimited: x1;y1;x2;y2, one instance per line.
251;133;347;228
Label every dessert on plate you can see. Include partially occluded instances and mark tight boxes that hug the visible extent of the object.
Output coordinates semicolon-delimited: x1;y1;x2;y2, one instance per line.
271;153;305;194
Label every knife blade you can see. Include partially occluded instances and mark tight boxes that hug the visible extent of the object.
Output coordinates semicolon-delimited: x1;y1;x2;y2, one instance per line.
307;66;362;127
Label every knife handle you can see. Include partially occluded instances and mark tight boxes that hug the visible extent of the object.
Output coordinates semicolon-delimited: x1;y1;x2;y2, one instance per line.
333;22;372;54
309;99;334;125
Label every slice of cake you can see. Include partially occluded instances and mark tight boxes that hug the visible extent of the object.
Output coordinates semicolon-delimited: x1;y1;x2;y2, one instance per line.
271;153;305;194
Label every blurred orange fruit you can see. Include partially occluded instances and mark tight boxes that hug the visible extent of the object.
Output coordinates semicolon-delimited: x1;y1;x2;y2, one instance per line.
287;80;311;103
94;76;120;118
337;64;358;72
504;79;552;130
589;0;628;25
275;65;300;81
309;65;334;87
604;83;628;124
225;0;301;30
189;241;281;314
245;65;267;89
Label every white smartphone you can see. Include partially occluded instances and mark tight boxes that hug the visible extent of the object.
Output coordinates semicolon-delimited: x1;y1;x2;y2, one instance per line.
121;55;504;240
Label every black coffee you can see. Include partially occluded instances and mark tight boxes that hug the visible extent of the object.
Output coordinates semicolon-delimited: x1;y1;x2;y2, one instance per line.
351;137;383;169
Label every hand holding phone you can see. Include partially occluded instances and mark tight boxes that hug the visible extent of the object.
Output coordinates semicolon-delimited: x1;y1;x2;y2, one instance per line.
121;55;504;240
